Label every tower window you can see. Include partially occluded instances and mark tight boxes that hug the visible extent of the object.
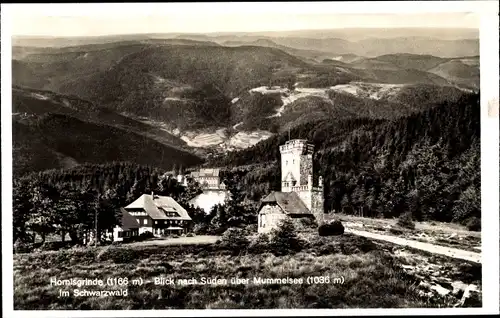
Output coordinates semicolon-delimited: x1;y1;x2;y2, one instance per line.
286;160;288;165
293;159;295;164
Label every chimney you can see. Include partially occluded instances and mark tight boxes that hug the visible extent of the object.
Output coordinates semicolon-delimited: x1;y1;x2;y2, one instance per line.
319;176;323;188
308;174;313;189
151;191;154;198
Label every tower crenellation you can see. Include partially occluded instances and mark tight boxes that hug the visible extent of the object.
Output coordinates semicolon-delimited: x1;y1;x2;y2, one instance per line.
279;139;324;224
280;139;314;191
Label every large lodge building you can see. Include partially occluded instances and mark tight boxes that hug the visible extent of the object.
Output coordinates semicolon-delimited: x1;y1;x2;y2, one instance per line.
114;192;192;241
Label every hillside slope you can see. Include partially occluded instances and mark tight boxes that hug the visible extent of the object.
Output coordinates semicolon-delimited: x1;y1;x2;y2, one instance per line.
12;41;478;156
222;39;334;62
213;92;480;224
349;54;479;89
13;113;203;176
12;86;189;149
12;43;148;92
428;59;479;90
12;89;203;175
49;45;332;131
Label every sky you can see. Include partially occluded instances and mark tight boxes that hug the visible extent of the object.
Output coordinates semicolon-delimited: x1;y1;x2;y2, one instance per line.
6;3;481;37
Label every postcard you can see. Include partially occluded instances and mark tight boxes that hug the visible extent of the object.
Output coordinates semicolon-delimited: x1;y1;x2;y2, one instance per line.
1;1;499;317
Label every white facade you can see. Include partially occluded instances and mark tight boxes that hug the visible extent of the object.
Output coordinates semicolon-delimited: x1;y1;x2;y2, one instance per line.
113;227;124;242
280;139;314;189
258;205;287;234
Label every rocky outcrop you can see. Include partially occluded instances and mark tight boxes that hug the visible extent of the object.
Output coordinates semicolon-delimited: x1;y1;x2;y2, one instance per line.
393;247;482;307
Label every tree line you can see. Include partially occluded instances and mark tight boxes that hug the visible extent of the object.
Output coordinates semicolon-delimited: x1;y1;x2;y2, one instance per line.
13;162;206;245
13;161;258;247
211;92;481;225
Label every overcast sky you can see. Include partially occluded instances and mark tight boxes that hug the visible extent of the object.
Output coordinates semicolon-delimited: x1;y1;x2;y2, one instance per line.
8;3;481;36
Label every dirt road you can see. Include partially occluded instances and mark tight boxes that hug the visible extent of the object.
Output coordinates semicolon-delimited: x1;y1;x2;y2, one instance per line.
345;228;481;263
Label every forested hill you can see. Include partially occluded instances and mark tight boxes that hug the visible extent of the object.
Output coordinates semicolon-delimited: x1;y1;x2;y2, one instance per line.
214;92;480;224
13;113;203;176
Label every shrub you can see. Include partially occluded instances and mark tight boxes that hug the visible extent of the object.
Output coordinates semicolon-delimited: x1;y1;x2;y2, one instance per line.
139;231;154;239
318;242;340;255
242;224;258;235
466;217;481;231
186;232;195;237
65;247;97;265
318;219;344;236
13;240;34;254
300;216;318;228
292;216;318;232
340;236;378;254
193;223;210;235
96;247;138;264
269;218;304;256
218;228;250;254
397;212;415;230
389;226;405;235
248;233;270;254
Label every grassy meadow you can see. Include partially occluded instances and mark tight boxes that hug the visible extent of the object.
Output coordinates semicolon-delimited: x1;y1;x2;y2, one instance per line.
12;234;449;310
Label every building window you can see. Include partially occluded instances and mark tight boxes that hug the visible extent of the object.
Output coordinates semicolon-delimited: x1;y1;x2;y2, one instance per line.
286;160;288;165
143;219;147;225
155;221;158;224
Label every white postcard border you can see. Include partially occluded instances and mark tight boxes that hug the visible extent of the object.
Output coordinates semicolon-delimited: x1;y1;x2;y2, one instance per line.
2;1;499;317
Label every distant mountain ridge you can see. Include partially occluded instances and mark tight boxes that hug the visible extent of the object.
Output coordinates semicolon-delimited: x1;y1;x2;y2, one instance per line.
221;36;478;59
13;27;478;58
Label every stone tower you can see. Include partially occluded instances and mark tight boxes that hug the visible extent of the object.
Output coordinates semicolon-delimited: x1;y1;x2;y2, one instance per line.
279;139;324;224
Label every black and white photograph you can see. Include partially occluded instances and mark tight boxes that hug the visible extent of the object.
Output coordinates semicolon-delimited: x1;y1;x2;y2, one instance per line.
1;1;499;316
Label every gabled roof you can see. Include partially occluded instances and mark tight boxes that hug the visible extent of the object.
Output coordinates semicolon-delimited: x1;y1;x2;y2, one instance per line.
119;208;140;230
124;194;192;221
283;171;296;182
259;191;311;215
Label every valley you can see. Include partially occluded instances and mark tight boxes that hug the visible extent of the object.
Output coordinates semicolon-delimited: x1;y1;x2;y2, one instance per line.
9;19;485;312
12;34;478;149
11;29;480;226
11;34;479;171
